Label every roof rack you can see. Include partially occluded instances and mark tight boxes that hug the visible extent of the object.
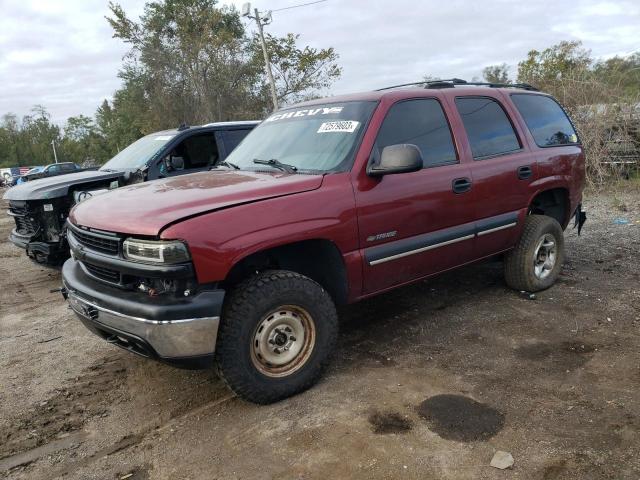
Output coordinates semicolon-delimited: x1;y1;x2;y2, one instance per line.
376;78;539;92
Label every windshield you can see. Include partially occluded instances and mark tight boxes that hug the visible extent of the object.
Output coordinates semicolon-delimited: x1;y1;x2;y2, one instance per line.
26;167;44;174
100;132;175;171
225;101;377;173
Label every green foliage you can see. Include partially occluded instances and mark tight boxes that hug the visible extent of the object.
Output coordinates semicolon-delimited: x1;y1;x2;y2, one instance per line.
482;63;511;84
0;107;62;168
0;0;342;167
105;0;341;129
252;33;341;105
517;40;592;87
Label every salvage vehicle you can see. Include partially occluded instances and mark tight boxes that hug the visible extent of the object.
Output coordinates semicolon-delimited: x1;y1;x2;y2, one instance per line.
18;162;82;183
3;121;258;264
61;79;586;403
1;166;34;187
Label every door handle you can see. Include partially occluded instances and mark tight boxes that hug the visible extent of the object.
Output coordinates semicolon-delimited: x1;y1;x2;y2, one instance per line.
452;177;472;194
517;165;533;180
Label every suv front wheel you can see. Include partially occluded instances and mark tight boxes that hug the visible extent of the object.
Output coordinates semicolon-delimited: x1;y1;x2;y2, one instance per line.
504;215;565;292
215;270;338;404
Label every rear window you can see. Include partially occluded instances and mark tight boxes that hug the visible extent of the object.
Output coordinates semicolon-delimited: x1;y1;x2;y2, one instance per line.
511;94;579;147
455;97;520;159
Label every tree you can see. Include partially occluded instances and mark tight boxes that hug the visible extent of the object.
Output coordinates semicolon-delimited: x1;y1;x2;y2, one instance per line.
252;33;341;106
483;63;511;84
60;115;110;166
517;40;592;87
106;0;342;127
593;52;640;97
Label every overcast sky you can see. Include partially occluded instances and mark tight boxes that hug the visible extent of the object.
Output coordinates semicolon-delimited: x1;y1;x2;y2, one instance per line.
1;0;638;126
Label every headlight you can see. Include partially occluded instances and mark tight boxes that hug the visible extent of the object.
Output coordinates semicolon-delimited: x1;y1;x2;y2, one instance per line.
123;238;191;264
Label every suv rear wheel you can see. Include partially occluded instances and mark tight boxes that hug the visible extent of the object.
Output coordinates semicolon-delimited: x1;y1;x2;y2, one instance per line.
215;270;338;404
504;215;565;292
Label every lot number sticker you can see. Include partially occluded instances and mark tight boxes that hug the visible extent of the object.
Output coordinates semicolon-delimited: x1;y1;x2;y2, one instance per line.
317;121;360;133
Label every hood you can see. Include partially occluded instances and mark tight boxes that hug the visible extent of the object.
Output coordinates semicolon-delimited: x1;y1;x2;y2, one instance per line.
70;170;324;236
3;170;124;201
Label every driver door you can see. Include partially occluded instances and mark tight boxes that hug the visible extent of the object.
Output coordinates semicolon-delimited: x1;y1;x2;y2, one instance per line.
156;132;219;178
355;98;477;294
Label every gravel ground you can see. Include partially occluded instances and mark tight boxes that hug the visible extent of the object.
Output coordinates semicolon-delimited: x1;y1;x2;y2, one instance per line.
0;183;639;480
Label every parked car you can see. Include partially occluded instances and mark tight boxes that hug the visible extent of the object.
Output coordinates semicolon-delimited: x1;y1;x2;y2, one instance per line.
60;80;586;404
3;121;258;265
17;162;81;183
1;166;34;187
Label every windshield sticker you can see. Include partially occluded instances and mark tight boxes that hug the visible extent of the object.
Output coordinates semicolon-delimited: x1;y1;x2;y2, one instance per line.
265;107;344;123
154;135;174;141
317;121;360;133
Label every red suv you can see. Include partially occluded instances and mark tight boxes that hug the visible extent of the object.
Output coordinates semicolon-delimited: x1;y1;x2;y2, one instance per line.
61;79;586;403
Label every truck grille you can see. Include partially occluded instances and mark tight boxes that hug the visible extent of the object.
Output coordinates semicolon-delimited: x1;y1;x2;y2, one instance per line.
68;225;120;255
83;262;121;284
8;201;38;236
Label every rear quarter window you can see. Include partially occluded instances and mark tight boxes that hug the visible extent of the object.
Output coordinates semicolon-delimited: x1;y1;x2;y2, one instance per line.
511;94;579;147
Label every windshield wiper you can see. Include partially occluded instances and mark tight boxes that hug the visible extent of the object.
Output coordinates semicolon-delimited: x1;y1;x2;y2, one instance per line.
253;158;298;173
215;160;241;170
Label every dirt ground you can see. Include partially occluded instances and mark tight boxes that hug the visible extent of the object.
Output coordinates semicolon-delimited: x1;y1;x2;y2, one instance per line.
1;184;639;480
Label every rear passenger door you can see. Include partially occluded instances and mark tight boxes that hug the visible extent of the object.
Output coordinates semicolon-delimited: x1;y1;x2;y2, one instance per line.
356;98;477;294
452;95;538;258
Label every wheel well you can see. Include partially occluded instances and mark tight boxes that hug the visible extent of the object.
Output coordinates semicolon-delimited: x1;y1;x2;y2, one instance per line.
222;240;349;305
529;188;569;227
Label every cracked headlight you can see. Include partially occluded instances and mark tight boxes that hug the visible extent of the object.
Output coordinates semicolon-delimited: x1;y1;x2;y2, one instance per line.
123;238;191;264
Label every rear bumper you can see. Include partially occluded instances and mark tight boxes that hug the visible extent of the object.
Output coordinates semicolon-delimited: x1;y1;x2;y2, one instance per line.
62;258;224;367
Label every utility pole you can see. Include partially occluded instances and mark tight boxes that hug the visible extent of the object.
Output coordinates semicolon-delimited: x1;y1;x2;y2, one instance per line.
51;140;58;163
242;4;279;111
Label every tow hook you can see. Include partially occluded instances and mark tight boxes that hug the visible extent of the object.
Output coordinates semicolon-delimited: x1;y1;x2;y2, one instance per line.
51;287;68;299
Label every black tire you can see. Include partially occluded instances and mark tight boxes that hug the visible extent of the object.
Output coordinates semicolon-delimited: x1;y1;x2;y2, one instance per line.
214;270;338;404
504;215;565;292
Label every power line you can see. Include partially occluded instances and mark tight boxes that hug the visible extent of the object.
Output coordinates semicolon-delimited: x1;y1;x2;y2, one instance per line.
272;0;328;13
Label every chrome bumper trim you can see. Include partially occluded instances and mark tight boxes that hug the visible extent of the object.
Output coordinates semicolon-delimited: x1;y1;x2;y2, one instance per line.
67;290;219;358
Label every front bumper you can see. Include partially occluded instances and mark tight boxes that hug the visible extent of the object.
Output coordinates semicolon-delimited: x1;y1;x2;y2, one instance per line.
8;228;30;249
9;228;67;264
62;258;224;368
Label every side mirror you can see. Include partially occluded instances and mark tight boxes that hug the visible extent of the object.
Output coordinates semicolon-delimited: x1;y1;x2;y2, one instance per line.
169;156;184;170
367;144;423;177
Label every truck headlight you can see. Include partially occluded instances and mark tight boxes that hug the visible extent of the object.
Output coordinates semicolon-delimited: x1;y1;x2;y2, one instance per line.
123;238;191;264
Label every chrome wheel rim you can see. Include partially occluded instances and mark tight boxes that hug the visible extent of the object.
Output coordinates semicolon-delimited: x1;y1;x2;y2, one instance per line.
533;233;557;279
251;306;315;377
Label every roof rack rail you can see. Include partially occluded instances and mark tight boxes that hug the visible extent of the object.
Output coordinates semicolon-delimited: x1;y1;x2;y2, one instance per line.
376;78;539;92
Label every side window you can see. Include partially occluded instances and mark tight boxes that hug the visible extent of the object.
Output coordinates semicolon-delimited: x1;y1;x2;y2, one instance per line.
455;97;520;159
375;99;457;168
180;133;219;169
221;129;251;154
511;94;579;147
47;165;60;173
158;133;219;177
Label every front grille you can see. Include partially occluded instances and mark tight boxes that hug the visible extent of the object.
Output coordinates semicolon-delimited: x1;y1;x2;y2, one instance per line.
69;226;120;255
9;202;38;236
83;261;121;284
